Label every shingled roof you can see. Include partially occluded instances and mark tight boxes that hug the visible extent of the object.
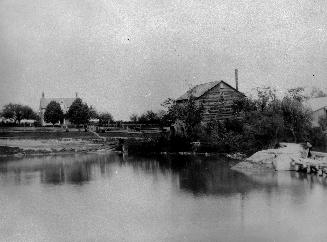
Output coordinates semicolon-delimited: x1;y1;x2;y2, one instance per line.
306;97;327;112
176;80;241;101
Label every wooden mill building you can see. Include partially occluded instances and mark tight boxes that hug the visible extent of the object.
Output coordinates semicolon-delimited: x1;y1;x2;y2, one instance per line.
176;70;245;122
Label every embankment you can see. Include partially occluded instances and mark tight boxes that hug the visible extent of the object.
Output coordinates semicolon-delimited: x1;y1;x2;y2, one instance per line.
0;138;116;157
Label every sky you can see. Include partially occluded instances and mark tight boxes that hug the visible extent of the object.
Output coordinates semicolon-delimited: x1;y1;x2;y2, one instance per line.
0;0;326;120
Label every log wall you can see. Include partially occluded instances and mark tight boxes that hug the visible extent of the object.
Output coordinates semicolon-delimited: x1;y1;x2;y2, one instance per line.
197;82;242;122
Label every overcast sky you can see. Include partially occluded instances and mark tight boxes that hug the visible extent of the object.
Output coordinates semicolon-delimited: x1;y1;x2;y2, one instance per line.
0;0;326;120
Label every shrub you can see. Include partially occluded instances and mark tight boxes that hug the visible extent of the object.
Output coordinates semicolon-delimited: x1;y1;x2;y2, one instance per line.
309;127;327;147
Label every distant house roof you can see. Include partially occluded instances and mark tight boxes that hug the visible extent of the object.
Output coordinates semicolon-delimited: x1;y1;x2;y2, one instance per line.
40;97;76;110
305;97;327;112
176;80;242;101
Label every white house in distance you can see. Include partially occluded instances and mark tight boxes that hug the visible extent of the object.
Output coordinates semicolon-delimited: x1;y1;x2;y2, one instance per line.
39;92;78;126
306;97;327;127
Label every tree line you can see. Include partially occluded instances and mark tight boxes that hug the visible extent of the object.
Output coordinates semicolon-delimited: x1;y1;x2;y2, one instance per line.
44;98;114;127
1;104;38;124
127;86;327;154
0;98;114;127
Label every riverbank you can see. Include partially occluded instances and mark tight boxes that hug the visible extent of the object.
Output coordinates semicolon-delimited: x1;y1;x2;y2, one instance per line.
0;128;164;157
232;143;327;171
0;128;162;140
0;138;115;157
0;137;244;159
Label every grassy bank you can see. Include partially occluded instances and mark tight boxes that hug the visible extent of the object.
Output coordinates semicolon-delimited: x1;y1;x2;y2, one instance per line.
0;138;116;157
0;131;95;140
0;129;162;140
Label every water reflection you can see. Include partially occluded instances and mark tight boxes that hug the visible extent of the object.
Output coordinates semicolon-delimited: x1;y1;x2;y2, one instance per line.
39;162;92;185
1;153;327;195
1;153;327;241
121;154;327;197
0;153;121;185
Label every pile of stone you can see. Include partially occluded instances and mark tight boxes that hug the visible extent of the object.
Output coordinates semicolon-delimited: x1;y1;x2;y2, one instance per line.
232;143;307;171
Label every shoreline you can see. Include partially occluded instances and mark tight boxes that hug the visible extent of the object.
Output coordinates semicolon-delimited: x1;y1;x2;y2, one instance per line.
0;147;115;158
0;138;247;159
0;138;116;158
0;145;236;158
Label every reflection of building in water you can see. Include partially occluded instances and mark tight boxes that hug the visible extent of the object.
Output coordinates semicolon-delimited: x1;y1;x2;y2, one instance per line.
41;165;65;185
40;163;92;185
37;153;122;185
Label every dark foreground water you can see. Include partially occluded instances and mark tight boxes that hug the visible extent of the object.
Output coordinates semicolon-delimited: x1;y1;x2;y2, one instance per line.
1;153;327;242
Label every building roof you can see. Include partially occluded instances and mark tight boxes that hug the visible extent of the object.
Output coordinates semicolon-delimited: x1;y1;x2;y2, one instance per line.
305;97;327;112
40;97;76;110
176;80;241;101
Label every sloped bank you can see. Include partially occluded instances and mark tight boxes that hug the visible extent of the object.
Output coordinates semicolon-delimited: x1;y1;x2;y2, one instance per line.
0;138;115;157
232;143;308;171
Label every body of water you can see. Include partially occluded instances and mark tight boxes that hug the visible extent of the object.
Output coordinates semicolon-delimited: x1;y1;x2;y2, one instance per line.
1;153;327;241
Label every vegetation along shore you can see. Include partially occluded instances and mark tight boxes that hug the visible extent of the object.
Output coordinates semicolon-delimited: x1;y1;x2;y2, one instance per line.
1;86;327;158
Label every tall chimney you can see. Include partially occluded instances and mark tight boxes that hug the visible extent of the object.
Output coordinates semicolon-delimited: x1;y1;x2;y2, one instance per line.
42;92;45;98
75;92;78;98
235;69;239;91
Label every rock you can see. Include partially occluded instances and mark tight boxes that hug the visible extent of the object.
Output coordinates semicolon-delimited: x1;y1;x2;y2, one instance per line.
273;154;294;171
232;161;274;170
246;152;276;164
232;143;306;171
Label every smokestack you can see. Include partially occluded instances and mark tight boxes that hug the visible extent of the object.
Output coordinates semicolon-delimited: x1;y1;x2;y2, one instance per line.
75;92;78;98
42;92;45;98
235;69;239;91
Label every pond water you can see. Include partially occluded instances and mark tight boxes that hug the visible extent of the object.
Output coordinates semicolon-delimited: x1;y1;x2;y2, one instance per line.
1;153;327;242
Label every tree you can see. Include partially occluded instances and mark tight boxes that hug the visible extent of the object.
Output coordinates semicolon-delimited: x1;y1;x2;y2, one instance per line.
2;103;37;124
318;116;327;131
67;98;90;127
89;105;99;119
22;106;37;120
44;101;64;126
246;100;285;147
161;98;187;125
138;110;160;124
255;87;278;112
162;96;203;139
232;96;257;115
2;104;19;121
281;96;312;142
98;112;114;126
287;87;307;103
157;110;167;126
130;113;138;123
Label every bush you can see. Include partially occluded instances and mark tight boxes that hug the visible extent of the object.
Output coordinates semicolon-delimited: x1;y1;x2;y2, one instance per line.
319;116;327;131
309;127;327;147
118;135;192;154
